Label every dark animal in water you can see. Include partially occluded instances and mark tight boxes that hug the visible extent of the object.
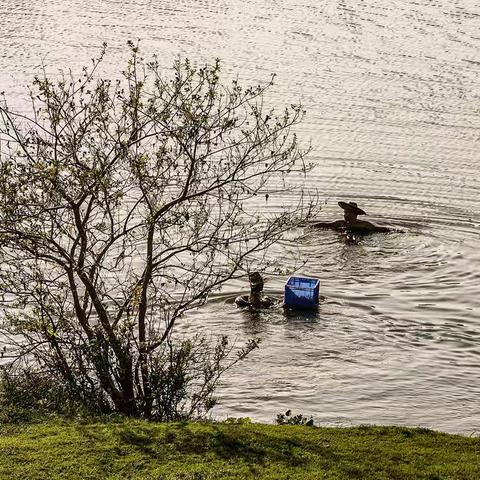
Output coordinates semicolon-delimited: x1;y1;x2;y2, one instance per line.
312;201;390;234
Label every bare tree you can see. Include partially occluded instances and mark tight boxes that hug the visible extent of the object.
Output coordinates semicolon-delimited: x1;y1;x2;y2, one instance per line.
0;43;317;419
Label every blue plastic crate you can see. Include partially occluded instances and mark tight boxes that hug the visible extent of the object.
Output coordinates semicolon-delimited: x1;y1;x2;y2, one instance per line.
284;276;320;308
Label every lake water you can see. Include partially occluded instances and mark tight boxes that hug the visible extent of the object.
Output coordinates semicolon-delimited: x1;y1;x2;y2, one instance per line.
1;0;480;434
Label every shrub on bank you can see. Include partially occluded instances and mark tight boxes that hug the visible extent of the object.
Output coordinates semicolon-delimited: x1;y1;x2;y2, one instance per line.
0;43;316;420
0;366;98;423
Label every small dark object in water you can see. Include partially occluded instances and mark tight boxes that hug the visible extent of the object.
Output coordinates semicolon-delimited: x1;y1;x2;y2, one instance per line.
235;272;273;309
312;201;391;234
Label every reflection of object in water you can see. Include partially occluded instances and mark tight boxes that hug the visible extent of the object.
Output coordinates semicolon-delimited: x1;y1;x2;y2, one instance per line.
344;231;358;244
312;201;391;234
235;272;274;309
283;305;320;322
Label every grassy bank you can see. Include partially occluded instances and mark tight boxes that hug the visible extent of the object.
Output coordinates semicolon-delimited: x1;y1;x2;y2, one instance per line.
0;418;478;479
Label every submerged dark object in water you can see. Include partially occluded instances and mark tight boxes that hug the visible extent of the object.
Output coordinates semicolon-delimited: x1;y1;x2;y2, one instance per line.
234;294;274;309
312;201;391;234
235;272;274;309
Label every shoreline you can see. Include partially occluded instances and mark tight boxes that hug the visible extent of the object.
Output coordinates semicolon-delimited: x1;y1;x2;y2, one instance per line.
1;417;479;479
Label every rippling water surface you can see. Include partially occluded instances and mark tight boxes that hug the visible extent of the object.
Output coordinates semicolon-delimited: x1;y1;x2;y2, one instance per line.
1;0;480;434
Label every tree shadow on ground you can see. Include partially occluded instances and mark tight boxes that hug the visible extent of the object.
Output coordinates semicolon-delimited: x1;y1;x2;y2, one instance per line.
154;423;336;468
106;421;320;467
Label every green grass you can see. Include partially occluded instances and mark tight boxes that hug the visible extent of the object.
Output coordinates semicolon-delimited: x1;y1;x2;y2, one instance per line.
0;418;478;479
